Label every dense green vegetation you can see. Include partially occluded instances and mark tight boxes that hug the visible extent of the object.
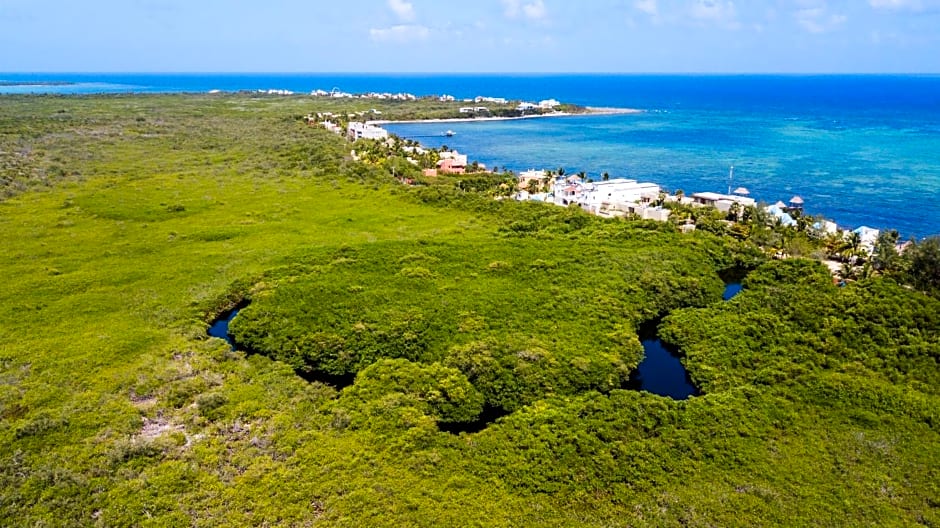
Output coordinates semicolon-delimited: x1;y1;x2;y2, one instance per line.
1;94;938;526
230;234;730;416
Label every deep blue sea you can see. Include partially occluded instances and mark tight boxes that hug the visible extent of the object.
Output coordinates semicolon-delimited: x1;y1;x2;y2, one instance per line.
3;73;939;237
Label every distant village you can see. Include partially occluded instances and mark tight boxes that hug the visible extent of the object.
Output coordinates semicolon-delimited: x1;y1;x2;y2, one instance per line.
246;86;565;115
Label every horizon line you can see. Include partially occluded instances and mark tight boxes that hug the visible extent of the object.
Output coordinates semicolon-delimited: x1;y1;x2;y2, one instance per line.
2;71;940;77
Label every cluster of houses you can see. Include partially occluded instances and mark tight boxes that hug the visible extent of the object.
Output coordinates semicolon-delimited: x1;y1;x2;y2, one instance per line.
304;112;392;142
513;173;892;256
311;89;418;101
515;171;672;222
305;108;891;260
307;115;474;175
419;150;469;176
256;89;296;95
448;95;562;114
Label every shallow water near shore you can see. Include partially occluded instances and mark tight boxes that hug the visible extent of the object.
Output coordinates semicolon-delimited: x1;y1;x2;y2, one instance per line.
386;107;940;238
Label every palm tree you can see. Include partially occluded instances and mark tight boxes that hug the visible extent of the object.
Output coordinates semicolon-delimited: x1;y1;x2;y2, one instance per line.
840;262;856;281
840;232;862;263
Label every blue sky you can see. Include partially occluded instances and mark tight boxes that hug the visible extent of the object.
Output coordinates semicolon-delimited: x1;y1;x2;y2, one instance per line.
1;0;939;72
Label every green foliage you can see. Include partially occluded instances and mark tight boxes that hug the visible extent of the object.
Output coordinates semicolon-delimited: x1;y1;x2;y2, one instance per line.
231;236;725;412
660;259;940;394
905;236;940;295
338;359;484;426
1;94;937;527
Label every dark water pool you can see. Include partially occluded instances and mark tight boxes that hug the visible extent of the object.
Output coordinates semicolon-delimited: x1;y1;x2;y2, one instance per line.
722;282;743;301
207;306;241;349
629;283;742;400
630;338;699;400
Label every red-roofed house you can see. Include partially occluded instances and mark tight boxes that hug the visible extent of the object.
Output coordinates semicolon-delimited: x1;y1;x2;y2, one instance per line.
438;158;466;174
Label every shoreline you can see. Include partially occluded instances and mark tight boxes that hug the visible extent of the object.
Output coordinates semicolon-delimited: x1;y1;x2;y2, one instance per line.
369;106;642;125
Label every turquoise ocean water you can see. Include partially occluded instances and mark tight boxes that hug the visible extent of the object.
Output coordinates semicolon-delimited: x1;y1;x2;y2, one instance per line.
2;73;938;237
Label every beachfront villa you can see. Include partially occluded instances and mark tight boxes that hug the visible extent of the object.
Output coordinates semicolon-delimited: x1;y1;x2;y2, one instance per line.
437;150;468;174
347;122;389;141
439;151;468;166
518;169;547;190
692;192;757;213
766;202;797;227
577;179;662;210
545;177;664;218
437;159;466;174
854;226;881;253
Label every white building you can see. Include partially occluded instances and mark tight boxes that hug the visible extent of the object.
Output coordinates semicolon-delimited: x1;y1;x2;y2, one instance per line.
853;226;881;254
691;192;756;213
439;150;468;166
516;102;538;112
579;179;661;211
518;169;547;189
813;220;839;235
765;203;797;227
475;96;508;104
539;99;561;109
321;121;343;135
347;122;389;141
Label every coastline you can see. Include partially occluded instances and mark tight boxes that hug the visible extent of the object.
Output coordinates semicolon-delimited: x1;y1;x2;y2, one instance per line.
369;106;642;125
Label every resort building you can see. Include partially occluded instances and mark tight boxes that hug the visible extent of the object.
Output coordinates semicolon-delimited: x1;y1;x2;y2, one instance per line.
437;158;466;174
853;226;881;254
347;122;389;142
579;179;661;210
766;202;797;227
691;192;756;213
436;150;469;174
439;151;468;167
539;99;561;109
518;169;547;190
597;202;671;222
812;220;840;235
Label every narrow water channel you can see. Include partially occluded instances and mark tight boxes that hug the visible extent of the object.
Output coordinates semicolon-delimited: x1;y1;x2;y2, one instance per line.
207;303;357;389
207;305;242;349
629;282;742;400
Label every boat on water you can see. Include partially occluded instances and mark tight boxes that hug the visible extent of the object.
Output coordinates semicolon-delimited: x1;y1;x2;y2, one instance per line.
445;130;456;137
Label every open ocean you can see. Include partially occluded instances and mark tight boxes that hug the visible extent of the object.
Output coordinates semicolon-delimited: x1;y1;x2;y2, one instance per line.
2;73;939;238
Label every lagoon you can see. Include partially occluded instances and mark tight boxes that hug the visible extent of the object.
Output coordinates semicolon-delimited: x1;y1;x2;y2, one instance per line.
630;282;742;400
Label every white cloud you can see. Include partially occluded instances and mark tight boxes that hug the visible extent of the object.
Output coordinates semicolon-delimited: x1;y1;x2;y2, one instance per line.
369;24;430;42
688;0;740;28
524;0;547;19
502;0;548;21
794;5;847;33
387;0;416;21
634;0;658;16
869;0;940;12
